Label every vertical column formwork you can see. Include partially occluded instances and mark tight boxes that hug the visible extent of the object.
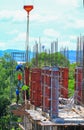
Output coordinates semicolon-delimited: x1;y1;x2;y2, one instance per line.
75;67;82;104
41;66;51;112
50;67;59;118
24;67;30;86
59;67;69;98
42;66;59;118
30;68;42;107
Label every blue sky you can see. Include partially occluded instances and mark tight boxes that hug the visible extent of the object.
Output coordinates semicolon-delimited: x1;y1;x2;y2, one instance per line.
0;0;84;50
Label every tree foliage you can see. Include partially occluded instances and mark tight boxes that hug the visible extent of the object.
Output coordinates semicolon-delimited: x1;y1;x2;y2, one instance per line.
31;52;70;67
68;63;77;97
0;53;17;129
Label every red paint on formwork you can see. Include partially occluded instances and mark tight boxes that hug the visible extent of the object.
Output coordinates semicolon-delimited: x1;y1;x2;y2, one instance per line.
42;66;59;118
30;68;42;107
45;87;51;96
75;67;82;103
41;67;51;112
46;70;51;86
31;82;41;91
44;97;50;110
31;73;41;81
59;68;69;98
24;67;30;85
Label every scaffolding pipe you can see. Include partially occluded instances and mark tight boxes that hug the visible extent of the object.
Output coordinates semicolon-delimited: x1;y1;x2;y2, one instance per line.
82;39;84;105
25;12;29;64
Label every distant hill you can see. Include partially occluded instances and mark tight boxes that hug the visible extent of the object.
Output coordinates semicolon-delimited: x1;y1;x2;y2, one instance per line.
0;49;76;63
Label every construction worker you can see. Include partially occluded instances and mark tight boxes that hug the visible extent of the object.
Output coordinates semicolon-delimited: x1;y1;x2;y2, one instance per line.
16;88;19;105
16;64;23;71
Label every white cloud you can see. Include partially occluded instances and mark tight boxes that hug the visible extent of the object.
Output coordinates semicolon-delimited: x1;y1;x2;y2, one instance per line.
12;32;26;42
0;10;13;19
7;29;19;34
69;35;77;41
13;32;35;44
0;42;6;49
75;19;84;28
55;0;79;8
12;10;25;22
0;10;25;22
44;29;60;38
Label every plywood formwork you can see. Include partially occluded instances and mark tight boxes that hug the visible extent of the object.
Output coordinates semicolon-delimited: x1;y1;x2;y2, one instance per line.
50;67;59;118
75;67;82;104
24;67;30;86
42;66;59;118
59;67;69;98
41;66;51;112
30;68;42;107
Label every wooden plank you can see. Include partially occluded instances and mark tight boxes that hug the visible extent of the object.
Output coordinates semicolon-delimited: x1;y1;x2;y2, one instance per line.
18;123;24;130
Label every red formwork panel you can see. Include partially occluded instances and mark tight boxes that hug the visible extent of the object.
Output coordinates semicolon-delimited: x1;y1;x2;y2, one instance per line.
31;68;41;72
46;69;51;86
45;87;51;97
37;93;42;99
63;90;68;98
77;90;82;102
62;68;68;80
44;97;50;108
42;66;59;116
34;101;42;107
60;67;68;78
75;68;82;81
32;92;42;100
75;67;82;85
75;67;82;103
59;67;69;98
60;86;68;98
42;74;47;84
30;68;42;107
59;68;69;78
41;67;51;112
75;82;82;89
24;67;30;86
62;80;68;96
31;73;41;81
31;81;41;91
31;68;41;81
46;76;51;86
31;91;42;106
41;75;46;86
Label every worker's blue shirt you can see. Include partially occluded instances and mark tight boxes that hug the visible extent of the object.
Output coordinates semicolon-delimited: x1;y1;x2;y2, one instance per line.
16;64;23;71
16;89;19;95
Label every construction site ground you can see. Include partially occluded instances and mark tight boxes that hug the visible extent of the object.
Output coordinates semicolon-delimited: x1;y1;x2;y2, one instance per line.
11;100;84;130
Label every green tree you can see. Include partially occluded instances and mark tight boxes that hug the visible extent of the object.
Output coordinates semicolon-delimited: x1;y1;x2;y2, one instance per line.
31;52;70;67
0;53;17;129
68;63;77;97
